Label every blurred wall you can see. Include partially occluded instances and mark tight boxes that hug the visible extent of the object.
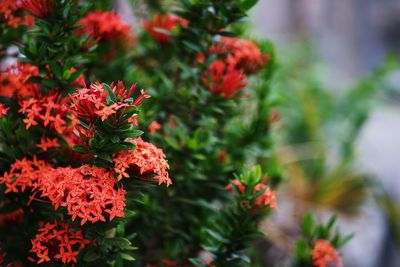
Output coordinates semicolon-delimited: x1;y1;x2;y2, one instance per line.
250;0;400;87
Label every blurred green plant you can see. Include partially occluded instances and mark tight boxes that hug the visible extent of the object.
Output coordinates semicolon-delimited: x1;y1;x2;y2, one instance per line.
274;45;396;215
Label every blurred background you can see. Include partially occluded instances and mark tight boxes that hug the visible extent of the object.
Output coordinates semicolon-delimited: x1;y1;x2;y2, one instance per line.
249;1;400;267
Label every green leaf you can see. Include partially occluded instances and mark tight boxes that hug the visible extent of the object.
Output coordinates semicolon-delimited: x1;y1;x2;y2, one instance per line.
83;249;101;262
103;83;117;102
337;233;354;248
188;258;206;266
124;210;136;218
120;253;135;261
126;129;143;139
111;136;121;143
42;78;58;87
301;213;314;238
205;229;229;244
72;144;88;154
107;237;132;248
62;70;72;80
326;215;337;233
240;0;258;11
218;31;237;37
165;136;180;150
49;61;62;79
97;153;113;163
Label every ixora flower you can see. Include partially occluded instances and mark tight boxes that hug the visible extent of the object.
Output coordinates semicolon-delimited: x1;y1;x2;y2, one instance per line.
224;179;245;193
143;13;187;44
0;157;49;193
20;0;53;18
312;240;341;267
225;180;277;209
36;136;60;152
70;81;149;124
77;11;132;45
113;138;172;186
37;165;126;225
210;36;270;74
0;0;34;28
0;63;39;98
148;120;161;135
29;221;90;264
253;183;277;209
0;104;9;118
19;94;73;134
202;60;248;98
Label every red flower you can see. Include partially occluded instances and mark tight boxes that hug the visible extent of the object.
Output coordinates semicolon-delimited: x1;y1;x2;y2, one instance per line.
202;60;248;98
36;165;126;224
144;13;187;44
0;104;9;118
253;183;277;209
20;0;53;18
70;81;149;124
0;0;35;28
225;179;245;193
148;121;161;135
19;94;71;134
36;136;60;151
210;37;270;73
77;11;132;45
113;138;171;186
0;157;50;193
225;180;277;210
30;221;90;264
312;240;341;267
0;63;39;98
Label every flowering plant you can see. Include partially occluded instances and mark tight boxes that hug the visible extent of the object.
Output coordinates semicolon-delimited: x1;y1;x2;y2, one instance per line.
0;0;350;266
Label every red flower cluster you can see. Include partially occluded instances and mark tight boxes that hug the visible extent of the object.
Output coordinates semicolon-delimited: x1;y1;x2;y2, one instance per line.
114;138;172;186
225;179;277;209
70;81;149;124
253;183;277;209
0;0;34;29
144;13;187;44
0;63;39;98
37;165;126;225
77;11;132;45
36;136;60;151
0;157;49;193
210;37;269;74
202;60;248;98
0;104;9;118
201;36;269;98
312;240;341;267
19;94;72;133
30;221;90;264
20;0;53;18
